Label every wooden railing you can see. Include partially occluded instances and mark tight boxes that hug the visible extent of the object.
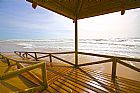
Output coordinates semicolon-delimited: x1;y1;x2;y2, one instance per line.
14;51;140;81
14;51;75;66
78;52;140;80
0;54;48;93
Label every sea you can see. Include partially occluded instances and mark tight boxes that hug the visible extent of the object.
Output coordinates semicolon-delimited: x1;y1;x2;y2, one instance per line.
0;38;140;58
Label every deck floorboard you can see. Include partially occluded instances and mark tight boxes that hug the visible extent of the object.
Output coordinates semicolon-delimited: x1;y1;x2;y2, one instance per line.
0;53;140;93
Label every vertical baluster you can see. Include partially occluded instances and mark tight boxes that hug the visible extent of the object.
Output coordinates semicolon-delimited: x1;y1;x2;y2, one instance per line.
49;54;52;63
35;52;38;61
6;58;10;66
25;52;28;59
112;57;117;80
19;52;21;57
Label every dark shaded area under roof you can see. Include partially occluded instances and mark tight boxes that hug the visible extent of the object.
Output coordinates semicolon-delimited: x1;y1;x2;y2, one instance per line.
27;0;140;20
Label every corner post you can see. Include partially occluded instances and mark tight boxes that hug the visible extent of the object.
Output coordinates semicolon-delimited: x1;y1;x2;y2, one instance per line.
75;19;78;67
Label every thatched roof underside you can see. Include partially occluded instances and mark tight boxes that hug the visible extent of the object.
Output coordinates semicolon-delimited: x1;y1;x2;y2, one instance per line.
27;0;140;20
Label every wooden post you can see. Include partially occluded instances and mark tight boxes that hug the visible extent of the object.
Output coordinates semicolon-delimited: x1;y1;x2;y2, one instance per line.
35;52;38;61
112;57;117;80
16;62;21;69
19;52;21;57
49;54;52;63
41;62;48;89
75;19;78;67
6;58;10;66
25;52;28;58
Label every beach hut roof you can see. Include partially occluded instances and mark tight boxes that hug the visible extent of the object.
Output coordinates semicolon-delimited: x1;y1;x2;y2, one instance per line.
27;0;140;20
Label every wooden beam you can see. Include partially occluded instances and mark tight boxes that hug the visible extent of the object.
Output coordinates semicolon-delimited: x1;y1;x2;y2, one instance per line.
15;86;44;93
0;62;45;80
32;0;75;19
118;60;140;72
28;53;36;59
75;0;83;18
78;59;111;67
18;63;43;85
37;55;49;59
78;52;140;62
51;55;74;66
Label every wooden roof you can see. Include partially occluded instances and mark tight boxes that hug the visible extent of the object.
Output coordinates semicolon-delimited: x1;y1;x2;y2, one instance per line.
26;0;140;20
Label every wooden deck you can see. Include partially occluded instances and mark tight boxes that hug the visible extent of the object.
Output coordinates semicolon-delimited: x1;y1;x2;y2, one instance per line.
0;52;140;93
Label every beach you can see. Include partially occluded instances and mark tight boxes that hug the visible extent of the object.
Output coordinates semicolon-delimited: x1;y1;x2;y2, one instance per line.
0;38;140;81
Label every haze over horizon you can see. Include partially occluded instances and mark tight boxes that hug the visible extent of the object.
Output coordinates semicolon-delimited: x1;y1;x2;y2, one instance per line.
0;0;140;40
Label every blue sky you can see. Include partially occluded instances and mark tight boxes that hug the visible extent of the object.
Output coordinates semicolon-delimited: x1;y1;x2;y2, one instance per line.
0;0;140;40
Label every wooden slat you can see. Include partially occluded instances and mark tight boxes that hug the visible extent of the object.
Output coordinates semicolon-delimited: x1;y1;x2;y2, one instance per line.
78;52;140;62
0;62;45;80
27;53;35;59
51;55;74;66
118;60;140;72
78;59;111;67
37;55;49;60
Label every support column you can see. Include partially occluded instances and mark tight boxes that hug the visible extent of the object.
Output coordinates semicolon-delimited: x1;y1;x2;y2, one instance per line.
112;57;117;81
75;19;78;67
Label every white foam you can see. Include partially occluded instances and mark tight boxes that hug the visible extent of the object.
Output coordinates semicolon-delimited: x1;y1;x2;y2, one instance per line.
17;43;33;49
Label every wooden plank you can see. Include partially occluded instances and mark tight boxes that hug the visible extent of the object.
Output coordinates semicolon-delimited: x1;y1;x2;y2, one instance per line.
27;53;36;59
14;51;75;55
14;86;44;93
17;60;40;64
51;55;74;66
78;68;115;92
0;62;45;80
50;51;75;54
18;63;43;85
78;52;140;62
37;55;49;59
78;59;111;67
118;60;140;72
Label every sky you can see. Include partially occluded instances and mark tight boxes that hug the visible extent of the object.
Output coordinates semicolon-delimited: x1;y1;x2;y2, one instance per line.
0;0;140;40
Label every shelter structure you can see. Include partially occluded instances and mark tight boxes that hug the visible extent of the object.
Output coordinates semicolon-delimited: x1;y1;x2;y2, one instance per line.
26;0;140;67
0;0;140;93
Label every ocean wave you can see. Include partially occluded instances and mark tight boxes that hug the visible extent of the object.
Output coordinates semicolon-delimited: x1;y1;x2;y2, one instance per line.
17;43;33;49
1;38;140;58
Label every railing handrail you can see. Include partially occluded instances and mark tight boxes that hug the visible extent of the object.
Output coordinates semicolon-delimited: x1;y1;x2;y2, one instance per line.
14;51;75;55
78;52;140;62
14;51;140;62
0;53;48;92
0;62;45;80
13;51;140;80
